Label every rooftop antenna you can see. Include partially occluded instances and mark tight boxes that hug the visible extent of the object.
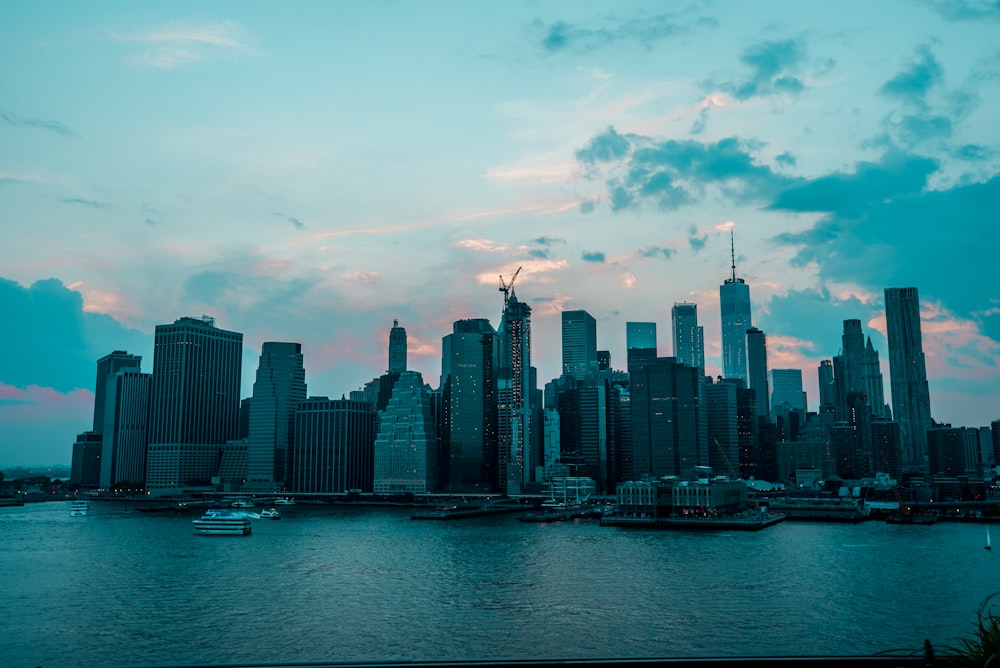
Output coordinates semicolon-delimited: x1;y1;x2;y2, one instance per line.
730;229;737;282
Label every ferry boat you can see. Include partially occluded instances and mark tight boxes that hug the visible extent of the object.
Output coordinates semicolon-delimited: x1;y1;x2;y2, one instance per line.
192;509;252;536
273;497;296;506
767;497;869;522
69;499;90;517
260;508;281;520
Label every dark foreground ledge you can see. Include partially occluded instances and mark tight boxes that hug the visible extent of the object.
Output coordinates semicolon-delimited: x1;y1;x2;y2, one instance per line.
134;656;942;668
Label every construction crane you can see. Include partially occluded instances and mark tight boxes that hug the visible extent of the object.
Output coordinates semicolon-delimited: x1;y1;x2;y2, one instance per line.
498;266;522;308
713;438;739;480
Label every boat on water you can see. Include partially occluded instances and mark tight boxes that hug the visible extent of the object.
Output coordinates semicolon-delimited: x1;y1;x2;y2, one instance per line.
885;513;937;525
193;509;252;536
230;499;255;508
260;508;281;520
273;498;296;506
987;527;992;550
69;500;90;517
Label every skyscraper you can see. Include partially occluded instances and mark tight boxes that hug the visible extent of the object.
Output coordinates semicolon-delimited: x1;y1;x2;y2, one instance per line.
388;319;407;373
884;287;933;468
292;396;376;493
745;327;769;419
93;350;142;433
561;309;598;380
705;378;739;478
145;316;243;491
720;234;752;381
441;318;499;492
769;369;806;416
374;371;437;493
99;368;151;490
626;321;657;369
671;303;704;370
863;337;890;419
498;294;533;495
246;342;307;490
818;359;835;410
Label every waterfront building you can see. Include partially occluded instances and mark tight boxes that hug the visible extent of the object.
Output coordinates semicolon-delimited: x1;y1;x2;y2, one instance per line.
616;477;748;518
498;293;533;495
630;357;707;478
720;234;752;382
388;319;407;374
626;321;657;370
871;419;903;478
884;287;933;469
726;381;759;480
93;351;143;433
99;368;152;490
705;378;739;479
246;342;307;491
927;426;967;477
70;431;104;488
818;360;835;411
745;327;769;419
561;309;598;380
373;371;437;494
441;318;499;493
555;380;610;492
293;397;377;493
671;303;704;371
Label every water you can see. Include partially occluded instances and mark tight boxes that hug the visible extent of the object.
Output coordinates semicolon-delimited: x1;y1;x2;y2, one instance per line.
1;502;995;668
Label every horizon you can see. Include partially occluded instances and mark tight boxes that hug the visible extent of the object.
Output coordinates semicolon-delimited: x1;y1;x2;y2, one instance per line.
2;1;999;467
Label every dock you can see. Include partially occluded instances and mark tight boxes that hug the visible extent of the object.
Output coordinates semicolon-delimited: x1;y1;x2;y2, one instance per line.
600;513;785;531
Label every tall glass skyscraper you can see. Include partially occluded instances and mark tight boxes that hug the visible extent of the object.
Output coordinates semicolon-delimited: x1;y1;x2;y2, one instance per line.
498;294;532;495
885;287;933;469
561;309;597;380
626;321;657;369
720;236;752;382
247;342;307;490
388;319;407;373
671;303;704;370
93;350;142;433
746;327;769;418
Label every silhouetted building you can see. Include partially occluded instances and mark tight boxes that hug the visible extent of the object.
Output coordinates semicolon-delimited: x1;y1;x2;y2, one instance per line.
561;309;598;380
441;318;499;493
70;431;104;488
93;351;142;433
720;234;752;382
374;371;437;494
388;319;407;373
597;350;611;371
927;426;966;477
498;293;533;495
246;342;307;491
885;287;933;469
705;379;739;478
746;327;769;419
863;337;890;419
626;321;657;370
293;397;376;493
100;368;151;490
872;419;903;478
818;360;835;410
671;302;704;371
630;357;706;478
769;369;806;420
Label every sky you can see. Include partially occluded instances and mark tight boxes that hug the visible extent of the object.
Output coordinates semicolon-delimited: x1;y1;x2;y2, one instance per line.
1;0;999;467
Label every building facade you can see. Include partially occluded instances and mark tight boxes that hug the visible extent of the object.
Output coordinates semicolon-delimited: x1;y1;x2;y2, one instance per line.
246;342;307;491
884;287;933;469
373;371;437;494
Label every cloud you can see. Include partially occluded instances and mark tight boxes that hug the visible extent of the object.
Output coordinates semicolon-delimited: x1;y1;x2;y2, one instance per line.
62;197;111;210
775;151;797;168
454;238;510;253
528;249;550;259
536;13;706;53
1;111;73;136
919;0;1000;21
687;226;709;253
576;126;632;164
121;20;252;69
714;39;807;100
879;46;943;105
581;251;606;263
144;217;159;226
532;236;566;246
638;245;676;260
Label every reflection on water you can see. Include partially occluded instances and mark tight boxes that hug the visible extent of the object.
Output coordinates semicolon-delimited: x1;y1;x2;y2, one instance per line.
0;502;993;667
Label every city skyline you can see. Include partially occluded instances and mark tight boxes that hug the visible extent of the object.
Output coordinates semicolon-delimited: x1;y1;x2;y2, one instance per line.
2;1;999;466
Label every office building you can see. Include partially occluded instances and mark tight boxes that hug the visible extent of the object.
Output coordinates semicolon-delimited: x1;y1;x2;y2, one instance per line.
745;327;769;419
769;369;806;416
293;397;377;493
671;303;704;371
561;310;598;380
70;431;104;488
626;322;657;369
93;351;142;433
498;293;533;495
246;342;307;490
884;287;933;469
705;379;739;478
374;371;437;494
720;235;752;382
99;368;152;490
388;319;407;373
863;337;890;419
818;360;835;410
441;319;499;492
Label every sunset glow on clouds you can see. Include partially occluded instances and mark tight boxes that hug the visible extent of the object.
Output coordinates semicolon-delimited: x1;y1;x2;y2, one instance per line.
1;0;998;465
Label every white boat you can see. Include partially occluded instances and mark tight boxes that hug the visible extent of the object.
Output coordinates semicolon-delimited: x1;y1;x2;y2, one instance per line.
260;508;281;520
69;500;90;517
193;509;252;536
987;527;992;551
273;497;296;506
231;499;255;508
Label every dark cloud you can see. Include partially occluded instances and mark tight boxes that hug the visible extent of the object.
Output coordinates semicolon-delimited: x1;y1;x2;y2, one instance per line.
1;111;73;136
0;277;151;392
62;197;110;210
536;13;702;53
687;226;709;253
690;108;709;135
919;0;1000;21
715;39;807;100
577;127;794;212
288;216;305;230
528;248;550;259
759;288;877;358
955;144;992;161
880;46;943;104
580;200;596;214
144;218;158;226
775;151;797;168
533;236;566;246
638;245;676;260
581;251;606;263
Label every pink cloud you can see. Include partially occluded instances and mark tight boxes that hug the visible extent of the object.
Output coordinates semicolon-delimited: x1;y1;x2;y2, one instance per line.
0;384;93;422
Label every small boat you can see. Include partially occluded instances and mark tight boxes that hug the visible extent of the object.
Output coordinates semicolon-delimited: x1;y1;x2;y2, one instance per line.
193;509;252;536
987;527;992;551
260;508;281;520
273;497;296;506
69;500;90;517
231;499;255;508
